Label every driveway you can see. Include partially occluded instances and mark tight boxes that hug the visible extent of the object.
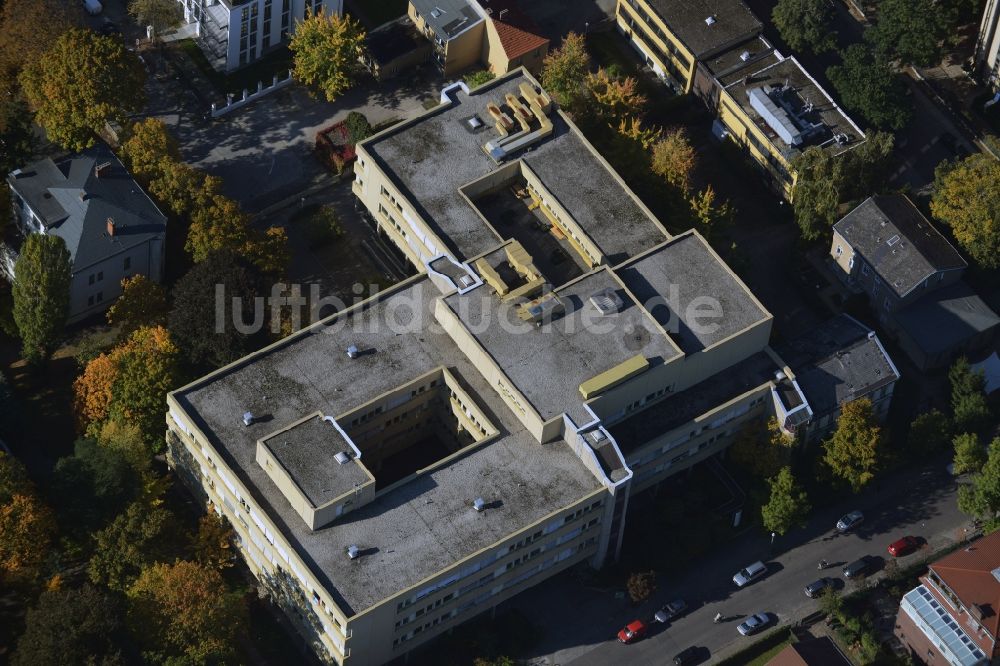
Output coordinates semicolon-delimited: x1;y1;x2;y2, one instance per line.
508;461;968;665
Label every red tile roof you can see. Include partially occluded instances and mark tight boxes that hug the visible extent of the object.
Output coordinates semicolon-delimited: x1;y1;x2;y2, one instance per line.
481;0;549;61
927;532;1000;641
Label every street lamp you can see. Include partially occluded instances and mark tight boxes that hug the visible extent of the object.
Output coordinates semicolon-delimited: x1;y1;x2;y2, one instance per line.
585;21;589;34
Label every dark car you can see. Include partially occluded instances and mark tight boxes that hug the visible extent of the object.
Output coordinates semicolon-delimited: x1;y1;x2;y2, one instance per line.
655;599;688;623
843;557;872;579
673;645;704;665
888;536;920;557
804;577;833;598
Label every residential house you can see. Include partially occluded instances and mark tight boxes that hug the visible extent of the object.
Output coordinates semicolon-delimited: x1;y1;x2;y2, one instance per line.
894;532;1000;665
176;0;343;73
830;194;999;370
408;0;548;76
6;144;166;323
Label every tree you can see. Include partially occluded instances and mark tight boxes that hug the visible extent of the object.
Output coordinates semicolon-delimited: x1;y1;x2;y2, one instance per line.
651;129;696;193
823;399;882;491
289;10;365;102
931;154;1000;268
344;110;373;145
584;68;647;127
908;409;951;457
729;419;794;479
97;418;152;475
958;438;1000;518
149;160;220;217
185;194;289;275
953;433;987;475
761;467;811;535
118;118;181;187
866;0;955;67
12;585;127;666
73;352;118;432
827;44;910;131
242;225;290;277
0;453;56;584
128;0;183;37
108;326;181;446
949;357;993;436
19;28;145;151
168;250;268;371
688;186;734;241
0;0;74;88
0;95;36;177
106;275;169;340
818;587;844;620
88;501;182;592
541;32;591;110
51;438;139;536
0;371;21;439
772;0;836;54
192;513;235;570
12;234;71;363
127;560;246;663
626;570;656;603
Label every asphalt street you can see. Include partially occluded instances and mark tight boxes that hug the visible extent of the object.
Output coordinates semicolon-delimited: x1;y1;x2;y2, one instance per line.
512;461;969;665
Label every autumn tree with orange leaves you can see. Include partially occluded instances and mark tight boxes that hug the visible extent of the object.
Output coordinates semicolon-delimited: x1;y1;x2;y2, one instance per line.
0;452;56;584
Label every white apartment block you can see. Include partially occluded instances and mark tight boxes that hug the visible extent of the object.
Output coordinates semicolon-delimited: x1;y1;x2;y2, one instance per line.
177;0;343;72
166;70;898;665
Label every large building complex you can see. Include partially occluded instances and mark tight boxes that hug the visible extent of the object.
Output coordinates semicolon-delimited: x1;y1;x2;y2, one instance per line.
167;70;896;665
616;0;864;198
176;0;343;72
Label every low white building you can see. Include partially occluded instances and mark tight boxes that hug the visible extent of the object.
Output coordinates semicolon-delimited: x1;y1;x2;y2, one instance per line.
177;0;343;72
6;144;166;324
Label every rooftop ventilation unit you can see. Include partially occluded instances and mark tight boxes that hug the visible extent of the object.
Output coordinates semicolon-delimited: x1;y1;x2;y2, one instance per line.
887;234;900;246
740;50;751;62
335;452;350;465
243;411;254;426
459;274;476;287
467;116;484;129
775;370;786;382
705;15;716;25
590;288;624;316
347;345;359;359
431;7;443;18
473;497;486;512
991;566;1000;584
347;545;360;559
748;87;803;146
587;430;607;445
522;292;564;324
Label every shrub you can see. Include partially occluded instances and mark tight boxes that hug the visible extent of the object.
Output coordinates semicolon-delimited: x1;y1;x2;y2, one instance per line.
463;69;495;88
302;206;344;248
344;111;372;145
626;570;656;603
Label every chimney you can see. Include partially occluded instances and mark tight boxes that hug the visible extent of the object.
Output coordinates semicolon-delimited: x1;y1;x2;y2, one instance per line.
106;217;115;237
94;161;112;178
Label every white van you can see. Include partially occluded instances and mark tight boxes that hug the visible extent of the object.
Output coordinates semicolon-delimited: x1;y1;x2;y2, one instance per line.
83;0;103;15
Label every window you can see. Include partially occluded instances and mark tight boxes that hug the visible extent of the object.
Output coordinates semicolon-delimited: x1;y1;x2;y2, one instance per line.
123;256;131;270
883;298;890;311
96;292;104;303
88;295;94;306
97;271;103;282
89;274;95;285
862;263;869;275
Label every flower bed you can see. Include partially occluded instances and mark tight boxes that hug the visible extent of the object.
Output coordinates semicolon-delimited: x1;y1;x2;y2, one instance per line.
315;120;357;175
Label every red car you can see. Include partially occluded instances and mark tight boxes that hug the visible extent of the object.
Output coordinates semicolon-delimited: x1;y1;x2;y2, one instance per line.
888;536;920;557
618;619;649;644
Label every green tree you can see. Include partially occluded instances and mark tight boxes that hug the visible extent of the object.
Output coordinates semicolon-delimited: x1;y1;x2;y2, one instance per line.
96;418;152;475
88;501;182;593
827;44;911;130
688;185;734;241
13;585;127;666
823;398;882;491
168;250;268;371
289;10;365;102
118;118;181;187
344;110;372;145
865;0;955;67
128;0;183;37
651;128;696;194
540;32;592;110
19;28;145;151
908;409;951;457
949;357;992;436
0;96;37;177
106;275;169;340
958;438;1000;518
771;0;837;54
953;432;986;475
931;154;1000;268
191;513;235;571
127;560;246;664
51;438;139;536
729;418;794;479
109;326;181;447
148;160;220;218
761;466;811;535
12;234;71;363
0;0;74;89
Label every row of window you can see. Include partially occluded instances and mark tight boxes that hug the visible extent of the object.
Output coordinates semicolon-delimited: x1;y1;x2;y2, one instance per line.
619;1;692;75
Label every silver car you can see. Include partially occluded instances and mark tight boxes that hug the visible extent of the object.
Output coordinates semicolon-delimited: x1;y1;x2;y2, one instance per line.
738;613;770;636
654;599;688;623
836;510;864;532
733;561;767;587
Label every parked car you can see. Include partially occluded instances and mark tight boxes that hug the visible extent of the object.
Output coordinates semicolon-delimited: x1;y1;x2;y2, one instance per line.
82;0;103;15
836;510;864;532
888;536;920;557
655;599;688;623
617;619;648;644
843;557;872;579
673;646;704;665
804;578;833;598
737;612;770;636
99;19;121;35
733;561;767;587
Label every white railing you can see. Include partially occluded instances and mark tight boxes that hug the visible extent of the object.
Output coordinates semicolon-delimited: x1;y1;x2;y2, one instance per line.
211;70;294;118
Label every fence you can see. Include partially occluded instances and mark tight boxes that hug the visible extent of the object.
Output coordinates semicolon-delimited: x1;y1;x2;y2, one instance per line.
211;70;294;118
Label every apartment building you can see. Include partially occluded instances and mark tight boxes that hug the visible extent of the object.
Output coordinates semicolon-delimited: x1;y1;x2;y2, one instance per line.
176;0;342;72
976;0;1000;91
615;0;864;199
168;70;897;665
830;194;999;370
894;531;1000;665
408;0;548;76
6;144;166;323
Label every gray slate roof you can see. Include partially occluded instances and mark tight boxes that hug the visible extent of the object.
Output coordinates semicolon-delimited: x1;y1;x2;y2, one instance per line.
774;314;899;417
643;0;761;57
410;0;483;40
893;282;1000;355
834;195;967;298
7;144;166;272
